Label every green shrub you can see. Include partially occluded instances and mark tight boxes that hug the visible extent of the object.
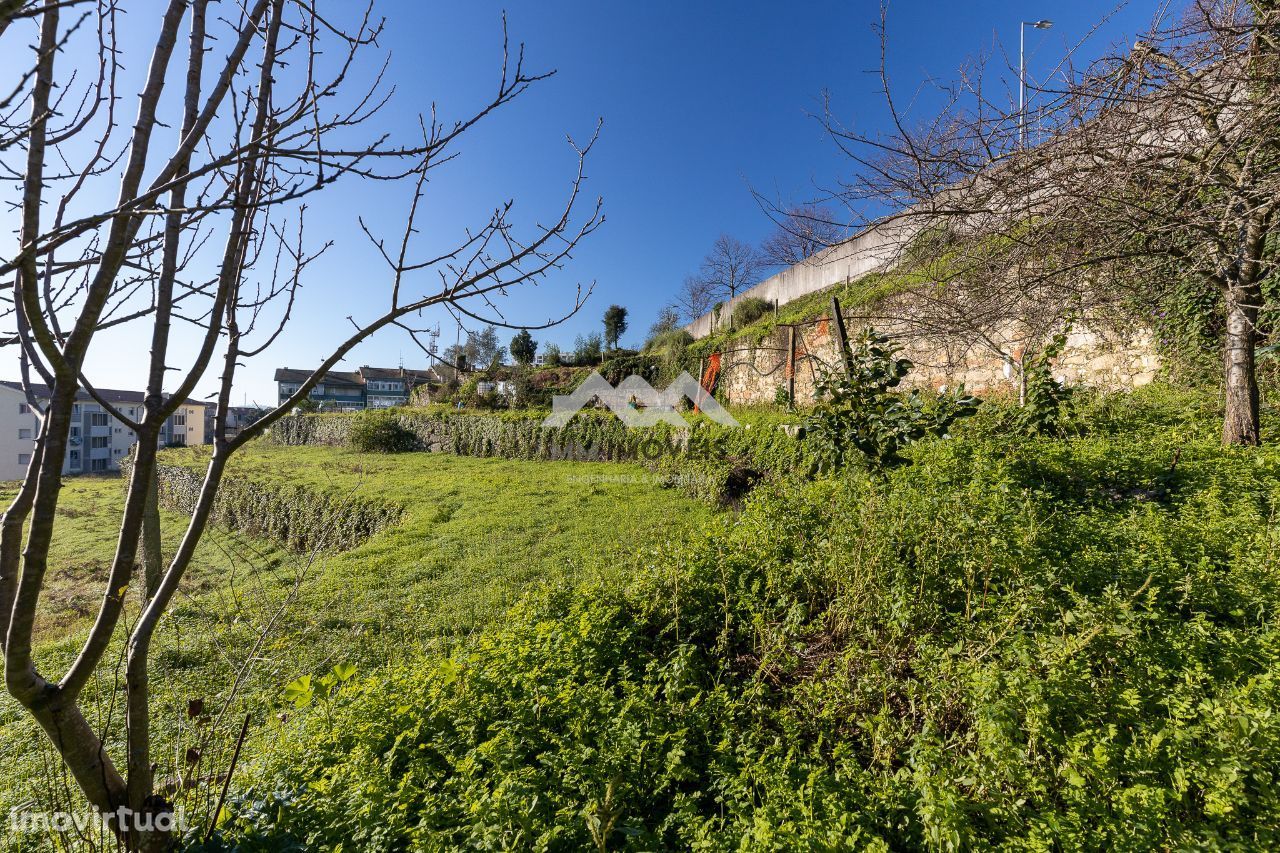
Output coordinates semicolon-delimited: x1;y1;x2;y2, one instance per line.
135;459;404;552
805;328;979;470
1015;331;1076;436
731;296;772;328
348;410;417;453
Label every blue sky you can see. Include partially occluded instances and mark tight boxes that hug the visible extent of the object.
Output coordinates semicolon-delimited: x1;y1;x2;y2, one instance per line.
3;0;1161;404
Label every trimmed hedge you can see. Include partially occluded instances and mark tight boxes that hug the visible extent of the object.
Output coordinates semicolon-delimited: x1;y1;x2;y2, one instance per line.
266;409;680;463
141;462;404;553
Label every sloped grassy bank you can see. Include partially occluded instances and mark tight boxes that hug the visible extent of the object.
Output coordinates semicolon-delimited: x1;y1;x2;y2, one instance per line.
267;407;819;505
126;460;405;553
199;386;1280;850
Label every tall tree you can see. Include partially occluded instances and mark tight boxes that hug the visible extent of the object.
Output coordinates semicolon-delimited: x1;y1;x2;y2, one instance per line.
603;304;628;351
0;4;600;848
510;329;537;365
825;0;1279;444
759;203;846;268
691;234;763;304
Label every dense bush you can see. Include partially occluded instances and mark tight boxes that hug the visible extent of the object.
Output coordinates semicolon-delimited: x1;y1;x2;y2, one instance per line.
348;410;418;453
731;295;772;327
805;328;979;470
210;384;1280;849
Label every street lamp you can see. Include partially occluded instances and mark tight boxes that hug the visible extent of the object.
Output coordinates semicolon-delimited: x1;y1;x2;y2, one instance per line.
1019;19;1053;146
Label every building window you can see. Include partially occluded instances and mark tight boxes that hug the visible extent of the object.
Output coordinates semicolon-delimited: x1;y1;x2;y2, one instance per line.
90;412;108;427
173;414;186;426
91;459;108;472
18;403;29;414
69;450;80;464
72;404;81;415
18;453;31;465
18;428;32;439
91;437;109;449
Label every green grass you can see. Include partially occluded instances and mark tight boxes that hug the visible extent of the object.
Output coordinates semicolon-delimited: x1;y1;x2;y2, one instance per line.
206;385;1280;850
0;449;714;832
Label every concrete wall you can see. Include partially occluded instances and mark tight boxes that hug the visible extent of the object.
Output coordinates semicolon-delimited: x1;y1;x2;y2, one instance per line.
684;218;912;339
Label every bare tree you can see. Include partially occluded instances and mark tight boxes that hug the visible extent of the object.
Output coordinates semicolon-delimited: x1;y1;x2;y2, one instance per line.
676;274;716;321
758;203;846;268
0;2;600;848
646;304;681;341
824;0;1278;443
691;234;763;304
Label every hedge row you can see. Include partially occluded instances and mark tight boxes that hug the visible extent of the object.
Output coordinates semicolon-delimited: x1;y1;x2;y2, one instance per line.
144;462;404;553
266;410;686;463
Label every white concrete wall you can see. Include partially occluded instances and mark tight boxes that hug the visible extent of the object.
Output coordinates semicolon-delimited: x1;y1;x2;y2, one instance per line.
0;385;40;482
684;217;913;339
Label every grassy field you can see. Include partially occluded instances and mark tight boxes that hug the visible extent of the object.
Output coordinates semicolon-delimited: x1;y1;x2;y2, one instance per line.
208;385;1280;850
0;449;715;834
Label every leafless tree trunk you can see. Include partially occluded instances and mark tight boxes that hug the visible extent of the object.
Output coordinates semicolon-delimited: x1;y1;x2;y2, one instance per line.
1;2;601;848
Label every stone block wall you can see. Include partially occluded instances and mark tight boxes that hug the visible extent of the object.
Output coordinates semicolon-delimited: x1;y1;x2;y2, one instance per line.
710;309;1159;407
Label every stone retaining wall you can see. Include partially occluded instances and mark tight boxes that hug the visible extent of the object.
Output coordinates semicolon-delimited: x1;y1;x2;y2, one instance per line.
711;308;1158;407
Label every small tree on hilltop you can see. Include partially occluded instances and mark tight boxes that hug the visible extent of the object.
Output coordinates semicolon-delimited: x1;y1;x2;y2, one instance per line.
510;329;538;365
574;332;603;364
647;305;682;343
603;304;628;351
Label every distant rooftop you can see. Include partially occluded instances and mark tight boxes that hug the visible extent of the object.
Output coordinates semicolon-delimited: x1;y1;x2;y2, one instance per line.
0;380;208;406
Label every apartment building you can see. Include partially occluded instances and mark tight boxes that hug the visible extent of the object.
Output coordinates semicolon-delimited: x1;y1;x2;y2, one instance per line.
274;365;445;411
0;381;208;482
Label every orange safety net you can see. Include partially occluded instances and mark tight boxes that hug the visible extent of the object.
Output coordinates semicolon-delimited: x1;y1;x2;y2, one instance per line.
695;353;721;413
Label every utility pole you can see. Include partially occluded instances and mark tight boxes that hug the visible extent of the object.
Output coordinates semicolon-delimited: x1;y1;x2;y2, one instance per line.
1020;19;1053;146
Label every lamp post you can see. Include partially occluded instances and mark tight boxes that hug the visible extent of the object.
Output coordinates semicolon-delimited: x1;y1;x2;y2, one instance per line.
1019;19;1053;146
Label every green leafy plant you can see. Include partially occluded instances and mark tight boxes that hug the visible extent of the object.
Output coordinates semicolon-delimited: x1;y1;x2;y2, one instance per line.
804;328;979;470
1015;331;1075;437
348;410;417;454
731;296;772;328
509;329;537;365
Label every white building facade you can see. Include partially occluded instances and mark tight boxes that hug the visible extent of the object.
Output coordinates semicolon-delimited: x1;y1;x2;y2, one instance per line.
0;382;208;482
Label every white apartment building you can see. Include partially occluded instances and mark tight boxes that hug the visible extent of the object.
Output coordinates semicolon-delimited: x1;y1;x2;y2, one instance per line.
0;381;208;482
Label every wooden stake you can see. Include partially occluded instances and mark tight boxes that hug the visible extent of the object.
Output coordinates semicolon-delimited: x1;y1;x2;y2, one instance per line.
830;297;853;376
786;325;797;406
